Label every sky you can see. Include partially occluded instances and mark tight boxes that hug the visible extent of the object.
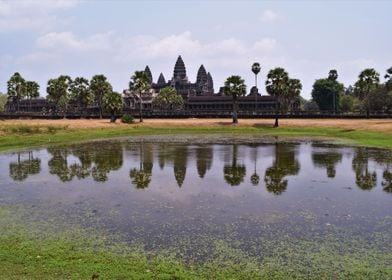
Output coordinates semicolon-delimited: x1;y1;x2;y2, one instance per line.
0;0;391;99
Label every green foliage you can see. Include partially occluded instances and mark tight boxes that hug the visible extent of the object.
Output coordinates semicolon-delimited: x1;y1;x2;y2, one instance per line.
0;93;7;112
7;72;26;100
129;70;151;93
152;86;183;110
103;91;122;112
90;75;113;118
25;81;40;99
311;71;344;111
265;67;301;126
46;75;72;107
103;91;122;122
121;114;134;124
303;100;319;111
354;68;380;100
265;67;289;99
224;75;246;123
339;94;355;112
70;77;91;112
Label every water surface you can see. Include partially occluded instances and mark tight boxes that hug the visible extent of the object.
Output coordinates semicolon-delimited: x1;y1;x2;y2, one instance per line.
0;138;391;266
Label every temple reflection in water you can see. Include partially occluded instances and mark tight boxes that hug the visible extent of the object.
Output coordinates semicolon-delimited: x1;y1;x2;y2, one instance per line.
6;141;392;195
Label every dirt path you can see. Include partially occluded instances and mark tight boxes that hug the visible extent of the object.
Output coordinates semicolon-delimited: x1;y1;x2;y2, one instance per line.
1;118;392;133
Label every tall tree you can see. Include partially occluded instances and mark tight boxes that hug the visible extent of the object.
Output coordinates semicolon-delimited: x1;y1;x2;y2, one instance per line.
287;78;302;113
311;70;344;113
90;75;113;119
25;81;40;99
265;67;289;127
223;145;246;186
152;86;183;110
224;75;247;124
70;77;91;117
384;67;392;90
25;81;40;112
46;75;72;115
103;90;123;122
7;72;26;112
353;68;380;117
129;71;151;122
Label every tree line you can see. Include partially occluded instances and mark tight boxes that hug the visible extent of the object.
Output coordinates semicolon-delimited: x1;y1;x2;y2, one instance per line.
2;66;392;124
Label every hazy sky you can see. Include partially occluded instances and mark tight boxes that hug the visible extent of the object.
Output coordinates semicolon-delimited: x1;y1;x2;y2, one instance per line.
0;0;391;99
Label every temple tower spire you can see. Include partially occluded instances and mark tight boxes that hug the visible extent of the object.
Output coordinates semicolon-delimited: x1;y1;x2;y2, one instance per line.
173;55;187;80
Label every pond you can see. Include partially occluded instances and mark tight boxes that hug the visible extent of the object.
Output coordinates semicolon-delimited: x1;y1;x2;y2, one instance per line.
0;137;391;271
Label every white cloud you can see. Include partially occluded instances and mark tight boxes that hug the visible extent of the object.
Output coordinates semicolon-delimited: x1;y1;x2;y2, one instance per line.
16;31;284;96
0;0;78;32
253;38;277;51
260;9;279;22
36;31;113;51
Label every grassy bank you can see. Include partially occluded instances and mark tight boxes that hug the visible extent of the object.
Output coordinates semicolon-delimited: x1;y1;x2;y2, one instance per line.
1;122;392;152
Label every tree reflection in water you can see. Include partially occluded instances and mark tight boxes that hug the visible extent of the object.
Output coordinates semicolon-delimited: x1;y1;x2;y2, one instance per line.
352;148;377;190
9;152;41;181
264;143;300;195
130;142;153;189
223;145;246;186
47;142;123;182
6;142;392;195
249;144;260;186
312;146;342;178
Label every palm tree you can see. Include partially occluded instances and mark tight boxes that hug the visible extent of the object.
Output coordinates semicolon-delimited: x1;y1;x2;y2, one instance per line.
70;77;91;117
90;75;113;119
46;75;72;116
223;145;246;186
25;81;40;112
7;72;26;112
354;68;380;117
130;71;151;123
252;63;261;112
224;75;247;124
287;78;302;114
265;68;289;127
103;91;123;122
130;142;152;189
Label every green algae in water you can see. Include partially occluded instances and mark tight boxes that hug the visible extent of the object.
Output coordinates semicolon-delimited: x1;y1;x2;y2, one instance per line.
0;138;391;278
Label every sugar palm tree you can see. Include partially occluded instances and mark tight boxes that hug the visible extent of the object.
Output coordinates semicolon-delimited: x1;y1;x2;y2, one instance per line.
7;72;26;112
224;75;247;124
265;68;290;127
354;68;380;117
130;71;151;122
90;75;113;119
70;77;91;117
25;81;39;111
287;78;302;113
103;91;123;123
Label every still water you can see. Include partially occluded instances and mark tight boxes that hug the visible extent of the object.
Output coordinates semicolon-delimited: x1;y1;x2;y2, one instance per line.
0;138;391;263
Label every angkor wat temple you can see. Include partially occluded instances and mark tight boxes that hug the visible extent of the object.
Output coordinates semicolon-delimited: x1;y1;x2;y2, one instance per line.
123;55;279;114
6;55;296;117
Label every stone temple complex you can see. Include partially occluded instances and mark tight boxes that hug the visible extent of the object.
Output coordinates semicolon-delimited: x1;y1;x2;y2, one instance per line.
123;55;280;113
6;55;299;117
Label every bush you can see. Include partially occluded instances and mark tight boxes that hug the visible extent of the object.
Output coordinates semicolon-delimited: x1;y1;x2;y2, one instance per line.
121;114;134;124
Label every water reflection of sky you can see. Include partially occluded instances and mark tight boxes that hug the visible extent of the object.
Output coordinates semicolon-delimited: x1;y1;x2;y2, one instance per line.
0;139;391;260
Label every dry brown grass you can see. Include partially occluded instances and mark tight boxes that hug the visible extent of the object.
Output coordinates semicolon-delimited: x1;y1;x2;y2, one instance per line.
1;118;392;133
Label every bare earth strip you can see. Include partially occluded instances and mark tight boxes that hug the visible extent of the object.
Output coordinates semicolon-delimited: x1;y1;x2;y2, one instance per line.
1;118;392;133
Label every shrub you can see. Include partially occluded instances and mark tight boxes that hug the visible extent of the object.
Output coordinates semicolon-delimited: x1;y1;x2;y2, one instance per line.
121;114;134;124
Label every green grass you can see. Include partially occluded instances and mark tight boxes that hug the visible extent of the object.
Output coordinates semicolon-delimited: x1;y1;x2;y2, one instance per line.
0;123;392;152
